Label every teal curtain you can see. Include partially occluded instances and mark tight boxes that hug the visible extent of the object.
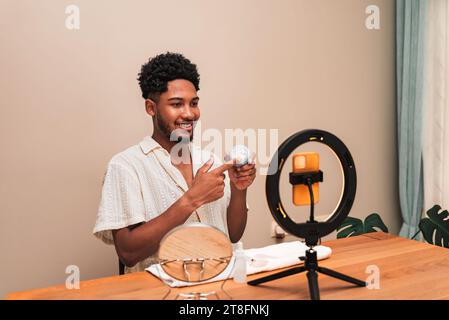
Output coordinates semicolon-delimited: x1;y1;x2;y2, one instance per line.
396;0;428;238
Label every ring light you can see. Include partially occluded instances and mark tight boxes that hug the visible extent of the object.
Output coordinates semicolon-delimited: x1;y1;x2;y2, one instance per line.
266;129;357;243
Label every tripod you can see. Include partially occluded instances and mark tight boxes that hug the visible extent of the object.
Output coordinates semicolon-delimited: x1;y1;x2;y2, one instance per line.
247;243;366;300
248;174;366;300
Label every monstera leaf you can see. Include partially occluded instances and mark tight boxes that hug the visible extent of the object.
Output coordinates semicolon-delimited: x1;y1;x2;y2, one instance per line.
336;213;388;239
419;205;449;248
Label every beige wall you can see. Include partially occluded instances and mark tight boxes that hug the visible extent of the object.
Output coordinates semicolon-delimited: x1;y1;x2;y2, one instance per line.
0;0;400;297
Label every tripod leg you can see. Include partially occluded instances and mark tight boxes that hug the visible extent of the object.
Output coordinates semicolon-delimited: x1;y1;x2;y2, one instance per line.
306;270;320;300
248;266;306;286
318;267;366;287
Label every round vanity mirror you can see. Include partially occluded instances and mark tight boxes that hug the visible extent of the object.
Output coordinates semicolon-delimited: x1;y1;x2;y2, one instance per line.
158;222;233;282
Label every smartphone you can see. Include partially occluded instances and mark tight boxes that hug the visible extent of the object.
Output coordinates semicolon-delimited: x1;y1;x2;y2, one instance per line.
292;152;320;206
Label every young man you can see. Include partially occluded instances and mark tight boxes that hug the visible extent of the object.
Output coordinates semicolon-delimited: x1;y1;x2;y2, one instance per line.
93;52;256;273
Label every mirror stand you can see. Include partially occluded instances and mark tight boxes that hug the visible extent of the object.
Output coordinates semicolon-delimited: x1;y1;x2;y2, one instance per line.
161;277;233;300
159;258;235;300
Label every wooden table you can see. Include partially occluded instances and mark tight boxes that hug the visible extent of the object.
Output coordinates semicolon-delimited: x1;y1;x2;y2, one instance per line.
6;232;449;300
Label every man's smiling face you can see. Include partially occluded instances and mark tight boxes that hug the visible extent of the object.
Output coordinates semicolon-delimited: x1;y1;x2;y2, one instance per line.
150;79;200;142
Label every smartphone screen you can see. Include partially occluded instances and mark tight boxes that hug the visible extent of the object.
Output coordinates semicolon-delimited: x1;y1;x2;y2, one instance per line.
292;152;320;206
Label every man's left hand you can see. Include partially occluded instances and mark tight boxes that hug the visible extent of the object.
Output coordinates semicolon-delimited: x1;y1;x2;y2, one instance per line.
228;162;256;191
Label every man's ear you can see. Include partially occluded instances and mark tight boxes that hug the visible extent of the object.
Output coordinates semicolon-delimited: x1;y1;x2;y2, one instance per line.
145;99;156;117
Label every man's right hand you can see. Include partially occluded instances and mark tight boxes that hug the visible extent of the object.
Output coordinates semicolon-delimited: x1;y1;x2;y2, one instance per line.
185;157;234;208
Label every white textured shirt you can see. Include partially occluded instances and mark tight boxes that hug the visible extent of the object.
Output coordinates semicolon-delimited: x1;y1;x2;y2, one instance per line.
93;136;231;273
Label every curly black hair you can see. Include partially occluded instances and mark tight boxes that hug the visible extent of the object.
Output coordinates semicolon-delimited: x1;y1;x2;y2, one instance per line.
137;52;200;101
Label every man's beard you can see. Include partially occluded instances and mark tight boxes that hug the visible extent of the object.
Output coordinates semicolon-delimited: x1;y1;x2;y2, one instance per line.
156;114;194;142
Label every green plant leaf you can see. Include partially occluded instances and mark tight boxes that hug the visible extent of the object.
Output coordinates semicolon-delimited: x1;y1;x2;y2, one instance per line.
364;213;389;234
336;217;363;239
419;205;449;248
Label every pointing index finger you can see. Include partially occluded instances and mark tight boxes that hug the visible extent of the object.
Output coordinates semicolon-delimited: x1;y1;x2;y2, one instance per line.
211;160;235;175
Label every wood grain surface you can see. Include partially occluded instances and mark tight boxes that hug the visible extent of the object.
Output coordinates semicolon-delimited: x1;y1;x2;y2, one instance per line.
6;233;449;300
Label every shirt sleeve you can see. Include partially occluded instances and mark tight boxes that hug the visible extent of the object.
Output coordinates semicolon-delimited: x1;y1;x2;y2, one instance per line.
93;161;146;245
